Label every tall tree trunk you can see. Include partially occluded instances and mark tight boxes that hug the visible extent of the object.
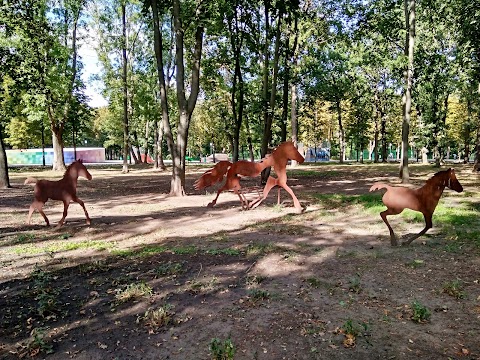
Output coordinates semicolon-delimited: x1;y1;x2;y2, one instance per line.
336;100;345;163
144;120;149;164
261;13;282;183
170;0;203;195
290;13;300;167
121;4;129;173
400;0;415;183
0;125;10;188
228;1;245;162
151;0;175;174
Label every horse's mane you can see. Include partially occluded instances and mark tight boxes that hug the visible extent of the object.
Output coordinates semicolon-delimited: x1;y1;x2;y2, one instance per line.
425;169;449;186
63;159;83;177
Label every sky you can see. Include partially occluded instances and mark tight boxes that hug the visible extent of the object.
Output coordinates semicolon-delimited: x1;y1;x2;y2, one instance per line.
79;40;108;108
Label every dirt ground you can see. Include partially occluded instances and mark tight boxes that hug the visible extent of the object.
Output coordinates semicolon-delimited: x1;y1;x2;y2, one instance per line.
0;162;479;360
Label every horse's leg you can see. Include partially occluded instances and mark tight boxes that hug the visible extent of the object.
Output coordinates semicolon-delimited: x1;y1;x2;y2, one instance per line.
380;208;402;246
249;176;277;209
208;186;225;207
402;212;433;246
56;201;70;228
278;183;303;213
27;201;50;226
74;196;91;225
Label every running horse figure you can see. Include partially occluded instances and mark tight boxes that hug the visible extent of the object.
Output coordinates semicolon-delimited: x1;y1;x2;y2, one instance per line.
25;159;93;228
370;168;463;246
194;141;305;212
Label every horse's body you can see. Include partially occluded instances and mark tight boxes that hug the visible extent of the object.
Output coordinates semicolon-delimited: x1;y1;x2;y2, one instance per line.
194;141;305;211
25;160;93;227
370;168;463;246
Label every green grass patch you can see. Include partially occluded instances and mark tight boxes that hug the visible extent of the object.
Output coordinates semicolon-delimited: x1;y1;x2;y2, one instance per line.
313;193;384;212
205;248;241;256
12;240;114;255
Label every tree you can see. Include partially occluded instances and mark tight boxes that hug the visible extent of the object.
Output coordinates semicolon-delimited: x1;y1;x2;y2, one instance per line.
399;0;415;182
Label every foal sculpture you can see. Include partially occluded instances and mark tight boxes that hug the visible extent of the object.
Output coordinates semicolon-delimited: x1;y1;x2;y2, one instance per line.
25;159;93;228
370;168;463;246
194;141;305;211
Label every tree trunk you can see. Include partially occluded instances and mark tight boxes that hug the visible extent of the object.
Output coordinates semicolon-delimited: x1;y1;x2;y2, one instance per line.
51;126;65;171
144;120;149;163
121;4;129;174
336;100;345;163
0;126;10;188
151;0;175;173
169;0;203;195
400;0;415;183
291;83;299;166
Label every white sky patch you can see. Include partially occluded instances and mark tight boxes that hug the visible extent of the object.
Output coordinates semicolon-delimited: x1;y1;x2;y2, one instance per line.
78;25;108;108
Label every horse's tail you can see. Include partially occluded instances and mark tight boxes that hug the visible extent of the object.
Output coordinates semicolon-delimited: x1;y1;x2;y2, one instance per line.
369;182;390;192
194;160;232;190
24;177;38;185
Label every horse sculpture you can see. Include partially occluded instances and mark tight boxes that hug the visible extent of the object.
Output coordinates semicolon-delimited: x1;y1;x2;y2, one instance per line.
370;168;463;246
194;141;305;212
25;159;93;228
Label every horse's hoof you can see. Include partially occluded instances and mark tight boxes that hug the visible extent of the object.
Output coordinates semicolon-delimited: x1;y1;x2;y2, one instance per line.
86;220;91;226
294;206;305;214
207;202;215;208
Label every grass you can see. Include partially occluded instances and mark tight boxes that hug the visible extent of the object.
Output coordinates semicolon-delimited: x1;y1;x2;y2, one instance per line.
312;193;384;213
155;261;186;276
115;282;153;303
442;280;466;299
12;240;114;255
137;304;173;330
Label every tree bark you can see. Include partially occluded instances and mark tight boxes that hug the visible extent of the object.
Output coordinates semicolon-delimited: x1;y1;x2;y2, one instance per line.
400;0;415;183
121;4;129;173
0;125;11;188
170;0;203;195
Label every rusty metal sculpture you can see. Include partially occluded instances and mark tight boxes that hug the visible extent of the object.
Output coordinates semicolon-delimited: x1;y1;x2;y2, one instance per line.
25;159;93;227
370;168;463;246
194;141;305;211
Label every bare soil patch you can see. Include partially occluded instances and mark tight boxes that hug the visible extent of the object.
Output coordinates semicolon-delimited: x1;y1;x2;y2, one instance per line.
1;163;479;359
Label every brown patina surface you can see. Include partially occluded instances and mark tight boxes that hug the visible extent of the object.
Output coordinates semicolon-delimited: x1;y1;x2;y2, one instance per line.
0;163;479;359
370;168;463;246
195;141;305;211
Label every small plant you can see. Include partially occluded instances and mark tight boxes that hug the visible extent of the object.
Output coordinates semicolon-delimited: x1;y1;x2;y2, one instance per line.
15;233;35;244
248;288;270;301
442;280;466;299
245;275;266;287
155;261;185;276
348;274;362;293
137;304;173;330
31;267;59;317
411;300;431;323
209;337;235;360
20;327;54;357
339;319;369;348
115;282;153;303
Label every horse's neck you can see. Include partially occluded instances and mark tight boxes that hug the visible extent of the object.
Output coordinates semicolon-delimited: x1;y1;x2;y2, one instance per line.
420;178;445;199
63;169;78;186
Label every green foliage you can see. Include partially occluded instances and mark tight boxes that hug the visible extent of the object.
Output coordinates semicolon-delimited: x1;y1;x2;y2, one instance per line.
411;300;431;323
442;280;466;299
209;337;235;360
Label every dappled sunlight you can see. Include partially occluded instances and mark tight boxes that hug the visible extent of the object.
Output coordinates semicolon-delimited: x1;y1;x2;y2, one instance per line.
1;163;479;359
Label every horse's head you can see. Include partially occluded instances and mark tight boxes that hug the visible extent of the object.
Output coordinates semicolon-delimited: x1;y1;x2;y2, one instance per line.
69;160;92;180
445;168;463;193
277;141;305;164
